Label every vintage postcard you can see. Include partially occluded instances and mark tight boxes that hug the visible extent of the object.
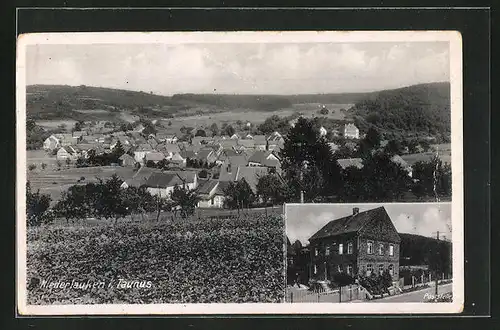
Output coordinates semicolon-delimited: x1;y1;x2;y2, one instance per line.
16;31;463;314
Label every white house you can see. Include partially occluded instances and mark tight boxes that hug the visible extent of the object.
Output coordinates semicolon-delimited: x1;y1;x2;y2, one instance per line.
144;171;198;199
134;144;154;163
56;145;79;161
197;180;227;208
344;123;360;139
43;135;60;151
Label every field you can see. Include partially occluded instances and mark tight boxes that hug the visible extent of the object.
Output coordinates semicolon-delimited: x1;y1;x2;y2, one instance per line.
159;103;348;130
28;166;138;202
26;214;285;304
37;119;77;130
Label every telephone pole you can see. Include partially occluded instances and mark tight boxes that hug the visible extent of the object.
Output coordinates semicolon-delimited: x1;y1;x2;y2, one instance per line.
435;231;439;296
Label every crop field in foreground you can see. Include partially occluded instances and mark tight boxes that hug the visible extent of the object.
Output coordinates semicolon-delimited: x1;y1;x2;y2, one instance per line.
27;214;285;304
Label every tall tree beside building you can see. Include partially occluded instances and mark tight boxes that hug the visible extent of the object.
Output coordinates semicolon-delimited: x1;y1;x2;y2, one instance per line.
223;179;255;212
256;173;287;207
170;184;200;219
411;156;452;199
279;117;342;201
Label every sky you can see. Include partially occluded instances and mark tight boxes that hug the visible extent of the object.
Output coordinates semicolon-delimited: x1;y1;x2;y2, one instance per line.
25;42;450;95
286;203;452;246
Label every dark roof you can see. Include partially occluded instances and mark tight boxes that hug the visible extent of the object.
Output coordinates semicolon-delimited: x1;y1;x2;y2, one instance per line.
235;166;269;193
180;150;197;159
248;150;275;164
197;179;219;195
218;155;249;181
145;171;196;188
309;206;389;241
197;148;214;160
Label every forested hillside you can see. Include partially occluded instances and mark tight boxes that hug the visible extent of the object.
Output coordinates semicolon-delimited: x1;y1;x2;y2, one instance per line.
349;82;451;141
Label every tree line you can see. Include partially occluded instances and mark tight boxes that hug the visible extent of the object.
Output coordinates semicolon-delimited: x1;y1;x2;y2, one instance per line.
26;175;201;227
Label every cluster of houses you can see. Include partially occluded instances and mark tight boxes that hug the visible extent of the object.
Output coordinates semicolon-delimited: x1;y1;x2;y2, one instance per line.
39;120;419;208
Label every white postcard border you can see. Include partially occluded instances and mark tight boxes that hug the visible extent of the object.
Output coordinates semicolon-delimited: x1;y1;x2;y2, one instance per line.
16;30;463;315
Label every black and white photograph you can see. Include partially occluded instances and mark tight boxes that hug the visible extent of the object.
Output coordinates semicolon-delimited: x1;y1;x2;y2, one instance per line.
285;203;453;304
16;31;463;314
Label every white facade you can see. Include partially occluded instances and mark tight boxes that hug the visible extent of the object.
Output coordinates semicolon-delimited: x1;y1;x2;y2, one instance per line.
344;123;360;139
198;195;225;208
43;135;60;151
147;181;197;199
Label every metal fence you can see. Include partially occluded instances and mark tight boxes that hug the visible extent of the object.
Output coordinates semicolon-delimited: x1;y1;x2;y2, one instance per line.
287;285;364;303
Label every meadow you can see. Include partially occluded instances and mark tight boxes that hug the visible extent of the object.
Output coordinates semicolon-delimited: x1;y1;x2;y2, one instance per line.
27;166;138;202
159;102;348;130
26;213;286;304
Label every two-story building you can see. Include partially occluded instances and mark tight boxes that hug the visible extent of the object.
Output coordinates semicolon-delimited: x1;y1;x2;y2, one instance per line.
308;206;401;284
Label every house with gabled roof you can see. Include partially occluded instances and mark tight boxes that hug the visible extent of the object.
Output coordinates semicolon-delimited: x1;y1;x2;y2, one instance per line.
247;150;281;170
196;179;228;208
56;145;79;161
144;171;198;198
344;123;360;139
308;206;400;283
170;152;187;167
43;135;61;151
219;165;269;195
219;155;249;181
157;143;181;160
196;148;218;165
337;158;364;170
119;153;137;167
134;143;154;163
144;152;166;164
237;139;255;150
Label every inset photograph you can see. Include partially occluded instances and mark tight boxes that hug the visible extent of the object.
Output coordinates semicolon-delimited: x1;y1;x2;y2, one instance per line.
285;203;453;303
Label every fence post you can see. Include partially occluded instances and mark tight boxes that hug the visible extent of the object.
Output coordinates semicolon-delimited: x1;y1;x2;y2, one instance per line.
412;276;415;288
349;285;352;301
290;292;293;303
317;291;320;302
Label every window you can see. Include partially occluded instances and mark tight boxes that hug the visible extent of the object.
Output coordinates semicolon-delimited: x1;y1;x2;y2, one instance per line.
367;241;373;254
314;248;318;256
338;243;344;255
288;258;294;266
378;243;384;255
389;244;394;256
313;264;317;274
211;197;215;205
325;246;330;256
367;264;373;276
347;265;353;275
379;264;384;275
337;264;343;273
347;242;353;254
389;264;394;276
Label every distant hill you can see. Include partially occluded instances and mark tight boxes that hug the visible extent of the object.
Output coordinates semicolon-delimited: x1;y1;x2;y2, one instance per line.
26;83;451;138
348;82;451;141
171;93;293;111
26;85;181;121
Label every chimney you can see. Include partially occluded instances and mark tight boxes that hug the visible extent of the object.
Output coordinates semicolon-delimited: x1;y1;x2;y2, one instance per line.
353;207;359;215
